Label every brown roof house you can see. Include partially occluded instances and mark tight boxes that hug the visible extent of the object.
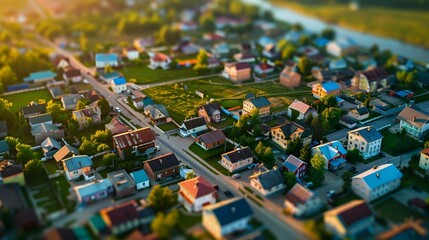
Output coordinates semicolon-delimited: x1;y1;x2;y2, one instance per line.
54;144;79;162
72;103;102;130
223;62;251;82
198;102;222;123
105;116;130;136
287;100;318;121
107;170;136;198
93;200;140;236
144;104;171;125
280;68;301;88
221;147;254;173
271;120;313;150
397;107;429;139
351;67;390;93
284;183;323;217
63;68;82;83
178;176;217;212
324;200;374;239
195;130;226;150
143;152;180;182
112;127;156;160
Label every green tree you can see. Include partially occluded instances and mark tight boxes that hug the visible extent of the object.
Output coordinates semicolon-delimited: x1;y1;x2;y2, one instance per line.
0;65;17;88
0;98;16;126
16;143;34;164
104;65;113;73
309;153;326;185
24;159;44;177
97;143;110;152
79;137;97;156
311;153;326;171
98;97;110;117
46;100;68;124
199;14;215;32
281;45;296;60
286;137;303;156
283;171;297;190
102;153;119;168
67;119;78;135
291;23;303;32
320;107;342;132
320;95;337;109
151;210;178;239
347;149;363;163
5;136;19;155
255;141;265;156
148;185;176;212
156;26;182;45
424;141;429;149
342;171;354;192
79;33;88;53
76;98;89;110
262;147;274;166
299;144;312;165
298;56;311;76
193;49;209;74
321;28;336;40
90;130;111;143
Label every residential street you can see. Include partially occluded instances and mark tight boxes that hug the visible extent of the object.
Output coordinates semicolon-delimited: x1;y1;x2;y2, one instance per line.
38;36;313;240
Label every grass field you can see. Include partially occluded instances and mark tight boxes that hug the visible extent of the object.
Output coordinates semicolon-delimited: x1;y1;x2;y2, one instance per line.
157;122;179;132
121;65;199;84
143;77;312;122
2;89;53;112
374;198;426;223
51;176;76;213
380;130;421;156
270;0;429;49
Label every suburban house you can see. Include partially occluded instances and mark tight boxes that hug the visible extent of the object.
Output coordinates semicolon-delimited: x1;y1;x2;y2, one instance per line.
351;67;390;93
112;127;156;160
326;37;358;57
351;164;402;201
202;197;253;240
0;160;24;186
312;81;341;99
249;166;286;196
221;147;254;173
54;144;79;162
72;104;102;130
61;94;81;110
53;55;71;69
347;126;383;160
312;141;347;171
233;52;256;63
74;179;114;204
178;176;217;212
62;155;94;181
198;102;222;123
284;184;323;217
143;153;181;182
85;90;102;103
130;169;150;190
242;96;271;117
262;44;279;59
105;116;130;136
41;137;62;159
348;107;370;121
172;39;200;54
282;155;308;178
31;123;64;145
196;130;226;151
208;55;221;68
22;103;46;119
122;47;139;60
110;77;127;94
23;71;56;85
107;170;136;198
95;53;119;68
329;58;348;71
0;121;7;138
324;200;374;239
223;62;251;82
48;86;64;100
397;107;429;139
179;117;207;137
287;100;318;120
271;120;313;150
144;104;171;125
100;71;121;83
0;140;9;156
279;68;301;88
93;201;140;236
340;115;358;129
28;113;53;128
419;148;429;172
253;63;274;76
63;68;82;83
148;52;171;70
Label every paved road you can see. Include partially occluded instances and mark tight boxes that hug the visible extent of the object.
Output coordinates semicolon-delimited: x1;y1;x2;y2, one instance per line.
38;36;313;239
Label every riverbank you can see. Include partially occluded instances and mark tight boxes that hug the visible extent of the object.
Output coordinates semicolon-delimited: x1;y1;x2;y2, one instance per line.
269;0;429;50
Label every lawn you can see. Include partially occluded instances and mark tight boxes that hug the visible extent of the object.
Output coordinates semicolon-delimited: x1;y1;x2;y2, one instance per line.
44;160;59;175
380;130;421;156
31;184;63;214
143;78;312;122
121;65;199;84
270;0;429;49
332;192;361;207
157;122;179;132
401;172;429;193
51;176;76;213
374;198;425;223
189;142;234;160
177;210;202;232
209;116;236;130
2;89;53;112
73;123;107;142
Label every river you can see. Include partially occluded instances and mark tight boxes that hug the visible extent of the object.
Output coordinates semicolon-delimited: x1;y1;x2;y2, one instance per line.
242;0;429;64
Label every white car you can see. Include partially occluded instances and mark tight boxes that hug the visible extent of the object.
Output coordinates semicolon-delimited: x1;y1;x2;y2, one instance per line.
115;107;121;113
232;173;241;179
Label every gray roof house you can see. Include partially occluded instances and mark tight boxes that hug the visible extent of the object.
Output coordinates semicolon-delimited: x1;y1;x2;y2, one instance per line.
28;113;53;127
41;137;62;159
61;94;82;110
249;166;286;196
21;104;46;118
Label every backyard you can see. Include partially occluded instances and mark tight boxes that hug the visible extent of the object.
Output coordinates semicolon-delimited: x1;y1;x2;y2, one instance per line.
121;65;199;85
374;198;425;224
2;89;53;112
157;122;179;132
380;130;421;156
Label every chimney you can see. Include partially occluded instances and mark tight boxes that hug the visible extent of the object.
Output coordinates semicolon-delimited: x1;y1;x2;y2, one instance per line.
373;165;378;170
413;116;417;121
273;166;278;171
367;126;371;131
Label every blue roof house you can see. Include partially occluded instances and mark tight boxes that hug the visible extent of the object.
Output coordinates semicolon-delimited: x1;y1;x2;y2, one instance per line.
243;96;271;117
100;71;121;83
202;197;253;240
62;155;94;181
312;141;347;171
95;53;119;68
24;71;56;84
130;169;150;190
111;77;127;94
351;164;402;201
74;179;114;204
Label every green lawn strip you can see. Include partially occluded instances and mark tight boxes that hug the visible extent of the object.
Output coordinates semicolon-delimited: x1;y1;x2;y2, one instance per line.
157;122;179;132
331;192;361;207
374;198;426;223
21;187;34;209
44;160;59;174
209;116;236;130
183;149;219;175
121;65;199;84
361;155;383;164
244;186;254;194
177;210;202;232
50;176;76;213
380;130;421;156
2;89;53;112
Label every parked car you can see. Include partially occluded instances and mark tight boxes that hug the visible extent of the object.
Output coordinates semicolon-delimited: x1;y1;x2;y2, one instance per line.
224;190;234;198
123;98;129;104
326;190;335;198
115;107;121;113
278;155;287;161
305;182;314;188
247;163;257;170
232;173;241;179
348;166;357;173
